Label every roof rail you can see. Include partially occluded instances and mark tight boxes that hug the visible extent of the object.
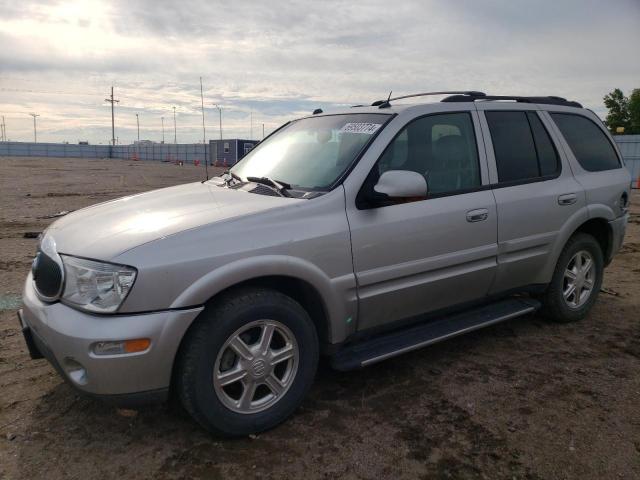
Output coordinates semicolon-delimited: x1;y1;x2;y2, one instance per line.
441;94;582;108
371;91;486;108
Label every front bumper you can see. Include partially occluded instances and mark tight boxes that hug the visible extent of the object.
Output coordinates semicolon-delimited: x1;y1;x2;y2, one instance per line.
20;274;203;401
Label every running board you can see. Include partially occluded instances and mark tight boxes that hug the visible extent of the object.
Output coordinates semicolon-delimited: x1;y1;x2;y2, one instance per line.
330;297;541;371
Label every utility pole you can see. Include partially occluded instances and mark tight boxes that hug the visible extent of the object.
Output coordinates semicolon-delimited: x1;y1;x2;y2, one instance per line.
135;113;140;142
104;86;119;146
29;113;39;143
199;77;209;179
161;117;165;143
250;111;253;139
1;116;5;141
213;104;223;140
262;123;265;140
172;106;177;143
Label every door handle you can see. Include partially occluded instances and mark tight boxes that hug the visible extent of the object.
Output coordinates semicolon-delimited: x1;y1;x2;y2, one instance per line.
466;208;489;222
558;193;577;206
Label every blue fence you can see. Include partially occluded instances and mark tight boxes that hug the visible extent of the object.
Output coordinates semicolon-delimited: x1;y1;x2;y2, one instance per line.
614;135;640;188
0;141;209;164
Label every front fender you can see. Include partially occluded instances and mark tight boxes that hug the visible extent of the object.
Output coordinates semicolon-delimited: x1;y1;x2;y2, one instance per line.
170;255;357;344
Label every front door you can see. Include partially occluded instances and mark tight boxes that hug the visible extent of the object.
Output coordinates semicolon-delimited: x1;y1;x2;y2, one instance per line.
346;110;498;331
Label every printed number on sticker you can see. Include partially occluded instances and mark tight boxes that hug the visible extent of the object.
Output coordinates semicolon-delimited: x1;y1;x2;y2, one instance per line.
340;123;382;134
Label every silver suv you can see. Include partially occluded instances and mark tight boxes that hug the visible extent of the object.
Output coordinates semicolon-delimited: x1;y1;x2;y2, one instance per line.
19;91;631;436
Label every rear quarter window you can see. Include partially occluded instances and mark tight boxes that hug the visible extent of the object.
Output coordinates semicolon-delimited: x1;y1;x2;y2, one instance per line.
550;113;620;172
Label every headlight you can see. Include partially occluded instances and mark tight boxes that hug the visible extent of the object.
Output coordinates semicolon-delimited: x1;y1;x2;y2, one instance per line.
61;255;137;313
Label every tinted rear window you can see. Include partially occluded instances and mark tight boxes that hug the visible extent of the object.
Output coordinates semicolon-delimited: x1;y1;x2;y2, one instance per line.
550;113;620;172
485;111;539;182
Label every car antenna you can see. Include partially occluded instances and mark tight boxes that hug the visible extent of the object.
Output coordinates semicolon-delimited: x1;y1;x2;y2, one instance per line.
371;90;393;108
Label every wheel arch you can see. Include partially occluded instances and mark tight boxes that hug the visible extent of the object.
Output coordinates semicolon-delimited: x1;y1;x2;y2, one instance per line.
170;255;355;346
572;217;613;264
539;207;613;285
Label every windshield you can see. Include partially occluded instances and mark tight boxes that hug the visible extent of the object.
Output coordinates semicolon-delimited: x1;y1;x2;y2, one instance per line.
230;113;391;190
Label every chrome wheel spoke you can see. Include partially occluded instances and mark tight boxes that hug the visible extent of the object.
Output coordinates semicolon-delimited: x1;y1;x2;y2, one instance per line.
564;283;576;301
264;373;285;396
270;344;294;365
216;366;247;387
229;336;253;361
258;323;275;354
582;257;593;275
238;380;257;410
564;269;577;281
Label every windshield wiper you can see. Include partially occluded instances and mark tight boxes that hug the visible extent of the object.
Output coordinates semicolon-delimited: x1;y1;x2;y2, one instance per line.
246;176;292;197
223;170;243;185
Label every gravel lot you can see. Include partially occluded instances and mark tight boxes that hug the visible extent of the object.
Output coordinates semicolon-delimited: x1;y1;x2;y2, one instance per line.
1;156;639;480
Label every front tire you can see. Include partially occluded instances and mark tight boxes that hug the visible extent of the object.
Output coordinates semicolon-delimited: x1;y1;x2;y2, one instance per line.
176;287;319;437
541;233;604;323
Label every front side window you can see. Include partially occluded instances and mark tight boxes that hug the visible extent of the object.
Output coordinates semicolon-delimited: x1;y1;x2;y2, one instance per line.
231;114;390;190
550;113;620;172
486;111;559;183
374;112;481;195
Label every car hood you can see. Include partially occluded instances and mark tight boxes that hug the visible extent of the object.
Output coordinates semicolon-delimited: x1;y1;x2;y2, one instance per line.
46;181;300;260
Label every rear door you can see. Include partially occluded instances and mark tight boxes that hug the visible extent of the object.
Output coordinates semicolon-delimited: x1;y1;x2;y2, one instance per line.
345;108;498;331
477;103;586;293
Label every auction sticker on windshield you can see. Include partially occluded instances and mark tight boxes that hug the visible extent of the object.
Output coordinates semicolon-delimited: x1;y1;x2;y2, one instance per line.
339;123;382;134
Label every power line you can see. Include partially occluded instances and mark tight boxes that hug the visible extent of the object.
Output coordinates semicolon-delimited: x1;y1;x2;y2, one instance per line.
104;86;119;146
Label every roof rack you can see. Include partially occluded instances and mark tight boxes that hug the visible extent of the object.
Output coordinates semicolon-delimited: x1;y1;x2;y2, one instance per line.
372;91;486;108
441;94;582;108
370;91;582;109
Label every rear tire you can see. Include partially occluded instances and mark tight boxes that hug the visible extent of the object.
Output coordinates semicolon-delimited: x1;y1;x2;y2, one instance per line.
540;233;603;323
176;287;319;437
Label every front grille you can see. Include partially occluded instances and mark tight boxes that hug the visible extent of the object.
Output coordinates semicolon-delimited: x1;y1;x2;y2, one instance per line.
33;251;63;299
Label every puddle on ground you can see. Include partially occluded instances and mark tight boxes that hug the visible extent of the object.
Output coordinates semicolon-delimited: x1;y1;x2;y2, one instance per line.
0;294;22;311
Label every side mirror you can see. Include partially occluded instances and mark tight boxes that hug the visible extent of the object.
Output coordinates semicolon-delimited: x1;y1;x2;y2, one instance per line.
373;170;427;198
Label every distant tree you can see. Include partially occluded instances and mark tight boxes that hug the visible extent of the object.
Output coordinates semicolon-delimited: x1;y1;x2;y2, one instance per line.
628;89;640;134
603;88;630;134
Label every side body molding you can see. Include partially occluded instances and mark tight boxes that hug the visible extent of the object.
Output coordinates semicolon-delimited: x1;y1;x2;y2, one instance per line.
170;255;357;344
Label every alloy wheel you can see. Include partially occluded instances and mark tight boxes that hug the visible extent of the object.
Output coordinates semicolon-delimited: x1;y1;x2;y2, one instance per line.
213;320;299;414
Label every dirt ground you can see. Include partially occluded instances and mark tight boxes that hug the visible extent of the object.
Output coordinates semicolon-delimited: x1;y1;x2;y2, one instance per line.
1;156;639;480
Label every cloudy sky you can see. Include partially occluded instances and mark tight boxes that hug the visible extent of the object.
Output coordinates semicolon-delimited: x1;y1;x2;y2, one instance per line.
0;0;639;144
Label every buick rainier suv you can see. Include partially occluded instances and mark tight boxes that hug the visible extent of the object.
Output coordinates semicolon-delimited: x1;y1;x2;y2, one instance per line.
19;91;630;436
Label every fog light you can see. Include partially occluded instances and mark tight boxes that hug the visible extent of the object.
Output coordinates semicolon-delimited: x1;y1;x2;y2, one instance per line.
63;357;88;386
93;338;150;355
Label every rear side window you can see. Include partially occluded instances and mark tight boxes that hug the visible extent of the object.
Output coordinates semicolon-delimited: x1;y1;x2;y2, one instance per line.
550;113;620;172
486;111;559;183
